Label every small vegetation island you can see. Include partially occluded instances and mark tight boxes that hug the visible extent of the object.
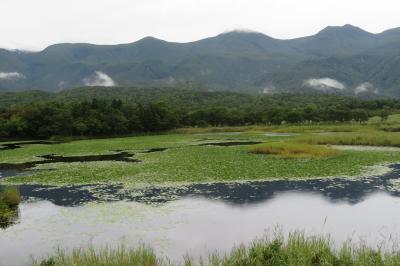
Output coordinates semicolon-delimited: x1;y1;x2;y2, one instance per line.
2;87;400;265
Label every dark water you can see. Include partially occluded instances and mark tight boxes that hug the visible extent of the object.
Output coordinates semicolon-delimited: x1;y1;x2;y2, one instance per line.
197;141;262;147
1;165;400;265
0;141;60;151
0;151;139;171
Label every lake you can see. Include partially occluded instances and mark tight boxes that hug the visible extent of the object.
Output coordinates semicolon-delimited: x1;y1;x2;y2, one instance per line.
1;164;400;265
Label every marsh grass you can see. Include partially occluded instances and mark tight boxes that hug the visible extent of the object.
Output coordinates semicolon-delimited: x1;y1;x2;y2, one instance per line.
0;187;20;228
1;186;20;207
249;142;338;159
34;233;400;266
298;132;400;147
35;245;159;266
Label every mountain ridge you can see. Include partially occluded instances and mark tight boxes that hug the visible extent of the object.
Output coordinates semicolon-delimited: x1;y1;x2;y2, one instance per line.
1;24;400;97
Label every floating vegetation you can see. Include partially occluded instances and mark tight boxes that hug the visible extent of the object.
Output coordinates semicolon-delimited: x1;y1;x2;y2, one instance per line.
2;132;400;187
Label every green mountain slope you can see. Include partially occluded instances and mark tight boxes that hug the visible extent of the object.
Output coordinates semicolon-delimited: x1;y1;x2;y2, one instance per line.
1;25;400;96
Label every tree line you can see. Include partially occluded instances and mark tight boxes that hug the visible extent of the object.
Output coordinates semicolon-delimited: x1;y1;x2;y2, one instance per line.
0;93;397;139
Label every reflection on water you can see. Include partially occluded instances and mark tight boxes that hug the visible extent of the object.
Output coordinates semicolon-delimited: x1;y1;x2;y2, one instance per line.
1;193;400;265
2;164;400;206
0;207;19;229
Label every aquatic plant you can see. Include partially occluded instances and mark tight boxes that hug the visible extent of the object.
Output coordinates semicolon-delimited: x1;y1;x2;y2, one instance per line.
249;142;338;159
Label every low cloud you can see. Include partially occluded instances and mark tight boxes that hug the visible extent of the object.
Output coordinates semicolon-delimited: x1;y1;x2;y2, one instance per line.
354;82;379;95
0;72;25;80
303;78;345;91
262;85;277;94
83;71;116;87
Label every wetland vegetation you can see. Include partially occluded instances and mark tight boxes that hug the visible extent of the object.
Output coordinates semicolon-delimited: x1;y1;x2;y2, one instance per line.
34;233;400;266
2;114;400;187
0;186;20;228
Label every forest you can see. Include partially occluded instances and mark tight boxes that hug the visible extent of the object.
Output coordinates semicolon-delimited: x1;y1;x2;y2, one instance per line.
0;88;398;139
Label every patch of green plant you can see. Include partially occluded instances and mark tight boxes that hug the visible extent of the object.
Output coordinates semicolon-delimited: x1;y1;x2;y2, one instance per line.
1;187;20;207
0;187;20;229
249;142;338;159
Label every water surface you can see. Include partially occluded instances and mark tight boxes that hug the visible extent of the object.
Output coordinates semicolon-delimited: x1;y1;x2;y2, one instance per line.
2;165;400;265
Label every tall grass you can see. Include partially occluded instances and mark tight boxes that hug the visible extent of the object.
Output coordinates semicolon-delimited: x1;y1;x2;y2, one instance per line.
297;132;400;147
35;245;159;266
249;142;338;159
34;233;400;266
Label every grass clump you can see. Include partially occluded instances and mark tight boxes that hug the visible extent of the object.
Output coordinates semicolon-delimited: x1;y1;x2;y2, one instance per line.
34;245;159;266
298;132;400;147
249;142;338;159
1;186;20;207
34;233;400;266
0;186;20;229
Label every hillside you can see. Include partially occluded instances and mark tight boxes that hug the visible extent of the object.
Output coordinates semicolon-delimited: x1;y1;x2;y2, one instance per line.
0;25;400;96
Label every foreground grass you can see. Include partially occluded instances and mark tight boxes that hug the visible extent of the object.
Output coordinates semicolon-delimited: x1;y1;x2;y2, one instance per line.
34;233;400;266
249;142;338;159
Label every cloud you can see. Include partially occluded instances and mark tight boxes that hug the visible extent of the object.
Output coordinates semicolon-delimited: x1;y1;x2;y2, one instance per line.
0;72;25;80
354;82;379;95
262;85;277;94
83;71;116;87
303;78;346;91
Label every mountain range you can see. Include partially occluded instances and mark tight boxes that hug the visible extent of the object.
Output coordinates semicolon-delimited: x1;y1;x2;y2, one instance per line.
1;24;400;97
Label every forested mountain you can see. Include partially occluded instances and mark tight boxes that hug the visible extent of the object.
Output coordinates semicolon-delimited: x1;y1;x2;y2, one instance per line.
1;24;400;96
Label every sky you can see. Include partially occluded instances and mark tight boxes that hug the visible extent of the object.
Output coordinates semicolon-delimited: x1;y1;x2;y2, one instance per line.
1;0;399;51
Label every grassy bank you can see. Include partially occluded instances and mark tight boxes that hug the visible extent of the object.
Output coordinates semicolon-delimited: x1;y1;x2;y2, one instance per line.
34;233;400;266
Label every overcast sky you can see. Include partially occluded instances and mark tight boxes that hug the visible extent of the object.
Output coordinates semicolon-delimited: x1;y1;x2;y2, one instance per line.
1;0;399;51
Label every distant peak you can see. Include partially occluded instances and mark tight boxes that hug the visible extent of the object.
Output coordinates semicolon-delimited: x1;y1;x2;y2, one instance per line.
136;36;164;43
217;30;274;40
317;24;372;37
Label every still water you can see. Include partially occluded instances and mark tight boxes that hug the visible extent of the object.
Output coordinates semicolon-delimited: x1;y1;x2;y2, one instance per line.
1;165;400;265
